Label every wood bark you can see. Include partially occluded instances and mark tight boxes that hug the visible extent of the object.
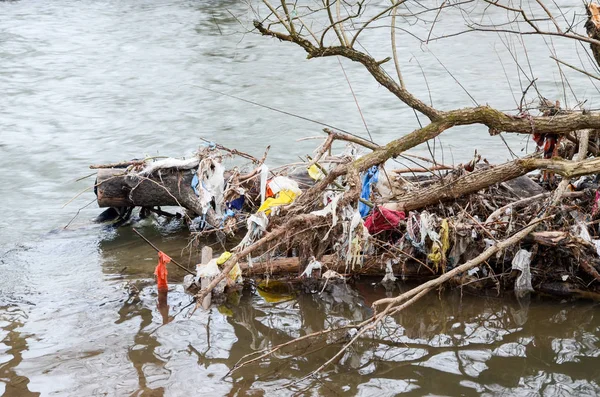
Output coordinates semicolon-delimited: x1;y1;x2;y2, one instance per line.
96;168;196;209
95;167;313;214
383;154;600;212
240;255;430;277
384;156;539;212
586;3;600;69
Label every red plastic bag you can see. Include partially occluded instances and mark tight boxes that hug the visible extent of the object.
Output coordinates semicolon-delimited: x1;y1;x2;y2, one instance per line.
155;251;171;292
364;207;405;235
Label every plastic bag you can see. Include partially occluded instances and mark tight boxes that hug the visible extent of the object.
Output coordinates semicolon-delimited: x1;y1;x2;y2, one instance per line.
268;176;301;196
258;189;298;215
155;251;171;292
307;165;324;181
300;258;322;278
511;249;534;297
216;251;242;284
359;166;379;217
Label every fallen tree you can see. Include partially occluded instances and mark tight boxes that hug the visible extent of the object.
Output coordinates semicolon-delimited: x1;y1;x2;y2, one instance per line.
80;0;600;383
198;0;600;380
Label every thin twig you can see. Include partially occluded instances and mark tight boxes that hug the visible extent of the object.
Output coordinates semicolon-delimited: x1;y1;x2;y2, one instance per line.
132;228;195;275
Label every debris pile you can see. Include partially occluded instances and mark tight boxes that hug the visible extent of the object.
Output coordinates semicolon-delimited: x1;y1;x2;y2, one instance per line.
89;129;600;302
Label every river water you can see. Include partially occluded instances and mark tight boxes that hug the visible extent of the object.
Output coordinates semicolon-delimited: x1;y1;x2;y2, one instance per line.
1;0;600;395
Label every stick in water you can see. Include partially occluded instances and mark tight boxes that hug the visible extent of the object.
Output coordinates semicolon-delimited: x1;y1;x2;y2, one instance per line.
132;228;195;275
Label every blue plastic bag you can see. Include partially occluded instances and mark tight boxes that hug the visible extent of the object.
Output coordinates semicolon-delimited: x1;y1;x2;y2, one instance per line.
359;166;379;217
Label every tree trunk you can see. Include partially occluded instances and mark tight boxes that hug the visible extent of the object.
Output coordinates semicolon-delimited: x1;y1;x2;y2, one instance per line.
240;255;431;278
96;168;196;208
384;156;538;211
95;168;219;225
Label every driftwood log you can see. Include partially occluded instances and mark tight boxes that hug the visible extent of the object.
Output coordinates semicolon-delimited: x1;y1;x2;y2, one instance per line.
95;158;556;223
95;168;222;225
240;255;430;278
96;168;197;209
95;165;316;216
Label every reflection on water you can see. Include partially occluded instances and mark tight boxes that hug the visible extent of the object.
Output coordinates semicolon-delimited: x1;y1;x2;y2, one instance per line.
2;230;600;395
0;307;39;397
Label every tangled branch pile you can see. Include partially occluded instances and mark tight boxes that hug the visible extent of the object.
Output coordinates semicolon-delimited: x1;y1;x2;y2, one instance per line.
92;125;600;297
85;0;600;380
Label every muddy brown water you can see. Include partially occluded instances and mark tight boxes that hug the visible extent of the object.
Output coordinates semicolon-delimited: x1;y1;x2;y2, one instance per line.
2;0;600;395
2;229;600;396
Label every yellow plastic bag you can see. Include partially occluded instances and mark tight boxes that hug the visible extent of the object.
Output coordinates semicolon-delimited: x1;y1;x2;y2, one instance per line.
228;263;242;284
257;189;298;215
440;219;450;253
216;251;242;284
427;219;450;272
307;164;324;181
216;251;232;265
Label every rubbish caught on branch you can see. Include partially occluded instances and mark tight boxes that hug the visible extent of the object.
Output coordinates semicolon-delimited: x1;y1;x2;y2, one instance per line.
72;0;600;383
